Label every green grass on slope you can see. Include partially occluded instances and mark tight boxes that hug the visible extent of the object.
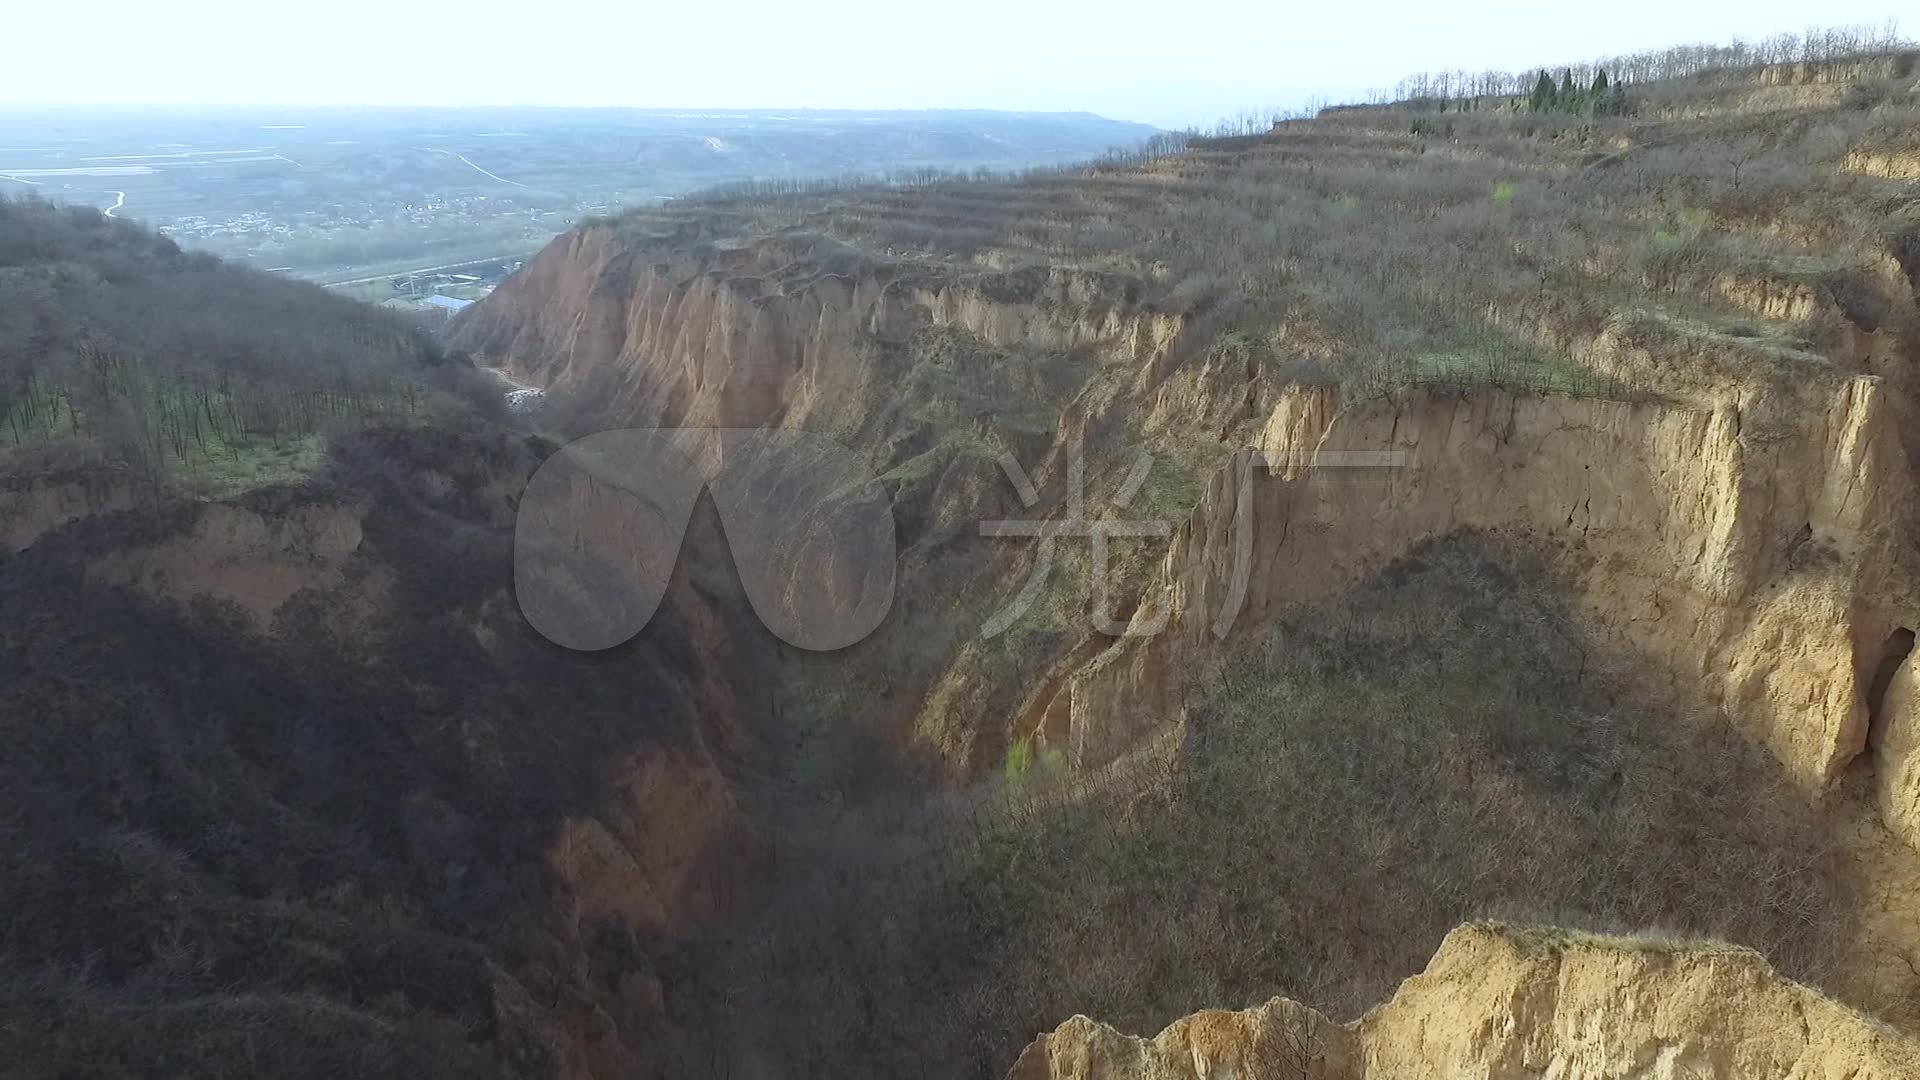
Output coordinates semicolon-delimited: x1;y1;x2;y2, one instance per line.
187;432;331;498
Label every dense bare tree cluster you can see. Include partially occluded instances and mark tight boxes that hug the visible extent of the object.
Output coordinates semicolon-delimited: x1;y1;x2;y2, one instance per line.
1388;21;1911;108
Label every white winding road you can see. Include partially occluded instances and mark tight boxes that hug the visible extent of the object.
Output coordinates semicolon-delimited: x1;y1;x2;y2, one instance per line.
420;147;527;188
2;172;126;218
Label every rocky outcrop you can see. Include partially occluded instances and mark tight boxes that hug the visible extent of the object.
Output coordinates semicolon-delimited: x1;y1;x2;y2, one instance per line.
1006;923;1920;1080
1006;997;1353;1080
1872;642;1920;849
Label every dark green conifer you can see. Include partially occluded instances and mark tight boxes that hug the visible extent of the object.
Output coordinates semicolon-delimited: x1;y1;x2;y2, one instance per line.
1531;71;1556;112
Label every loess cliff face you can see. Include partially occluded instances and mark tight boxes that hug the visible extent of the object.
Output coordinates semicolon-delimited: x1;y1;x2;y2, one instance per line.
452;229;1183;436
1006;924;1920;1080
457;226;1920;851
1074;378;1918;813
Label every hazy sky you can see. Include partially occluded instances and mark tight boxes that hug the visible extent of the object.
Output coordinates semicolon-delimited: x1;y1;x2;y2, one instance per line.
1;1;1905;128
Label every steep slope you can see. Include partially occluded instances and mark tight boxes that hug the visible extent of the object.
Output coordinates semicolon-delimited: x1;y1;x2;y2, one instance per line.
0;203;779;1079
0;425;776;1079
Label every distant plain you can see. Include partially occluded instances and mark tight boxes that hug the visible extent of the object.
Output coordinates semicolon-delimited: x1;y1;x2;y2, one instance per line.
0;106;1158;282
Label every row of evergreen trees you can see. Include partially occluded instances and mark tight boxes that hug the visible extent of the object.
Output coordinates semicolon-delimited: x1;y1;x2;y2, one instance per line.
1418;67;1628;117
1528;68;1628;116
